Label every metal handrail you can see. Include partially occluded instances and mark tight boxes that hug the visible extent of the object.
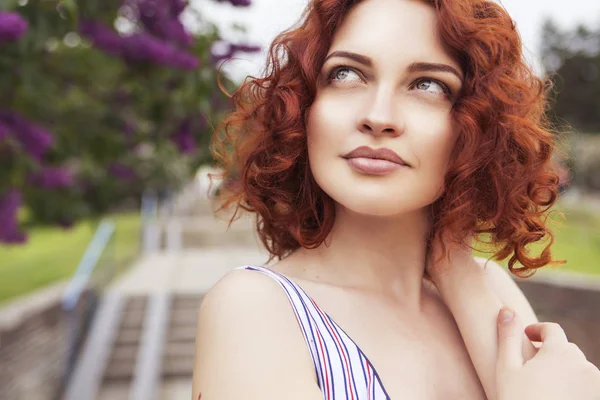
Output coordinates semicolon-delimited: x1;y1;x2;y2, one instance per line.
60;219;117;393
62;220;116;310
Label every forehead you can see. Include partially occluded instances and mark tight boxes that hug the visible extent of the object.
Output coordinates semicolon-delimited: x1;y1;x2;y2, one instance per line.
328;0;461;74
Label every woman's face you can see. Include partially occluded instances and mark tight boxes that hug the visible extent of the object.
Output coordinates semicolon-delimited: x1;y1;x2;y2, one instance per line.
306;0;464;217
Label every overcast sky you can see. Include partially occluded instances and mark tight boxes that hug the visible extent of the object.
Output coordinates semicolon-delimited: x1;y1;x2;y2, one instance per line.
191;0;600;81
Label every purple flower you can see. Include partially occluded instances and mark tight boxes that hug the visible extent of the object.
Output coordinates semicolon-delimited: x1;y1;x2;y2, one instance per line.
169;0;188;16
137;0;192;47
0;110;53;161
0;189;26;244
211;41;261;64
230;43;261;53
122;32;199;69
79;19;124;56
215;0;252;6
108;163;136;181
170;118;196;153
0;121;10;142
80;16;200;69
0;12;29;44
28;166;74;189
152;19;193;47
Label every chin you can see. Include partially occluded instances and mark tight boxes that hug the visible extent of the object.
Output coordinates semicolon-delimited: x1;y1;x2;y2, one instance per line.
320;179;424;217
310;162;443;218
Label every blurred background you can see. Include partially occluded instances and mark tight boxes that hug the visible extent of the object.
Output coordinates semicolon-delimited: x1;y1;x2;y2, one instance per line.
0;0;599;399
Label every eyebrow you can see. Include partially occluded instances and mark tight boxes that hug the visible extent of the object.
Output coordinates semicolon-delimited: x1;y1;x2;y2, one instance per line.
323;50;464;83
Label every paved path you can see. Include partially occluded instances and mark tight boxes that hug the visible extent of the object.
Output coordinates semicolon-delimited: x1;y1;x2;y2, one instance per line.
109;246;272;295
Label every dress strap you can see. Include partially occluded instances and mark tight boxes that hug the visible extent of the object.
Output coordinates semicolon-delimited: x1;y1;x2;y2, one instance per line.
234;265;390;400
234;265;327;390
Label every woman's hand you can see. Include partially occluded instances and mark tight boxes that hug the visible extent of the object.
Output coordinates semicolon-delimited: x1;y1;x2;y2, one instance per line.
496;307;600;400
424;232;538;400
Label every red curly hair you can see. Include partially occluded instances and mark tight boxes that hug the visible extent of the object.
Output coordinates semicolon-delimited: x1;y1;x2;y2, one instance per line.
210;0;567;278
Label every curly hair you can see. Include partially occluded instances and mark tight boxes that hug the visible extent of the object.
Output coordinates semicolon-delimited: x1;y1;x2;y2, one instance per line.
210;0;567;278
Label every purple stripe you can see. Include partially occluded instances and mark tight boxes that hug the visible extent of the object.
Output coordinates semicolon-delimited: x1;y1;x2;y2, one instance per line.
324;309;391;399
358;352;369;393
275;272;342;399
276;276;326;389
325;313;360;397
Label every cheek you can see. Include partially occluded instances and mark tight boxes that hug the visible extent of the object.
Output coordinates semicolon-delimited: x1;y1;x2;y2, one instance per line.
306;100;345;158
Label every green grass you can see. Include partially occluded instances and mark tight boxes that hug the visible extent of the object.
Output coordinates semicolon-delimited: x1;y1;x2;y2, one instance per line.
475;203;600;276
0;212;141;304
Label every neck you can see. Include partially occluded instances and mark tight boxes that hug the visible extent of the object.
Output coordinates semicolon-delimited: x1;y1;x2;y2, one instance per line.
291;204;432;310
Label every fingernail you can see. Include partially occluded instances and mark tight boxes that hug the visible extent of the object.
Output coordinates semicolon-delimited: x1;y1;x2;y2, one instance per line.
499;307;515;323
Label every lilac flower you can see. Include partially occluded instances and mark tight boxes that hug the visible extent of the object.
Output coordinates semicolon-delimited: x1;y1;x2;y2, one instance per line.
28;166;74;189
0;121;10;142
79;19;124;56
211;41;261;64
149;19;193;47
211;45;235;64
0;12;29;44
0;189;26;244
108;163;136;181
170;118;196;153
122;32;199;69
230;43;261;53
137;0;192;47
0;111;53;161
215;0;252;6
169;0;188;16
80;16;199;69
166;47;200;69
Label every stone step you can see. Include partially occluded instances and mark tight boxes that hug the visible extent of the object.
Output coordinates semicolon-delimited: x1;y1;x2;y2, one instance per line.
166;326;197;342
169;309;200;327
171;295;203;309
103;361;136;381
163;342;195;358
162;357;195;378
110;344;140;362
118;313;145;329
97;382;130;400
115;327;143;345
159;378;192;399
181;229;258;248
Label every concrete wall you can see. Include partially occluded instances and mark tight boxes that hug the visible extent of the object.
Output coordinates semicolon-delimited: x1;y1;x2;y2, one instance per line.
0;296;67;400
517;278;600;367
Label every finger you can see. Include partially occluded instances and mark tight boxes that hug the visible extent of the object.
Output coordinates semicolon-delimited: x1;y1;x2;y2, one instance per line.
524;322;568;346
497;307;525;370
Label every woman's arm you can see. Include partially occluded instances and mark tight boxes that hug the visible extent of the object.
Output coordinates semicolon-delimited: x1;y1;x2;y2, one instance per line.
427;245;538;400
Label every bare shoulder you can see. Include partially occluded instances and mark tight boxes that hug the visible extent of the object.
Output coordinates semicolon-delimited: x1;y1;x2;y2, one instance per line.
474;257;538;325
192;268;322;400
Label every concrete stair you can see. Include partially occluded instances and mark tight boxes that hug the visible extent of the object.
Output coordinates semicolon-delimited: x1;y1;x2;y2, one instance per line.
162;295;202;380
77;294;202;399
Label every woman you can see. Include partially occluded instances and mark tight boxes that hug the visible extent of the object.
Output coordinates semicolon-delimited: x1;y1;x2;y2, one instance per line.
193;0;600;398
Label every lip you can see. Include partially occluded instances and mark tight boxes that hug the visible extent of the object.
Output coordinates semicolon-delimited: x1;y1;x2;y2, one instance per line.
342;146;410;167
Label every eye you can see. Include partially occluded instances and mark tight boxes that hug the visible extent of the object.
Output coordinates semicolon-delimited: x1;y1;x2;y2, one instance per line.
326;66;362;83
412;78;452;97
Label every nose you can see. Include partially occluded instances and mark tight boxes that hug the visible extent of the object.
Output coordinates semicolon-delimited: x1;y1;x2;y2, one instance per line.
358;88;403;137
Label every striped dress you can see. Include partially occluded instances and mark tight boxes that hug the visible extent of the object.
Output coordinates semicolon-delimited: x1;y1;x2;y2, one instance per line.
235;265;391;400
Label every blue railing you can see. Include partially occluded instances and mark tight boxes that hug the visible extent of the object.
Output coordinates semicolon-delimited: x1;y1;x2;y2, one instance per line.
60;219;117;387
